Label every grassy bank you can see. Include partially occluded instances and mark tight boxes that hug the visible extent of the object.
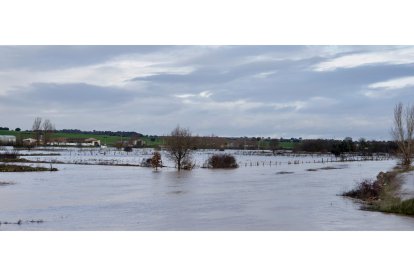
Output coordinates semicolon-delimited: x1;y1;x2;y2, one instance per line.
343;166;414;216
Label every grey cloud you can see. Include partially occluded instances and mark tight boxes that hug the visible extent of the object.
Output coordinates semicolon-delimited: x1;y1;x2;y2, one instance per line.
2;83;134;107
1;46;414;139
0;46;172;70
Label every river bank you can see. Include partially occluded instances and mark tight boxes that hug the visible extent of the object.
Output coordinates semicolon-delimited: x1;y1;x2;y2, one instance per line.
343;166;414;216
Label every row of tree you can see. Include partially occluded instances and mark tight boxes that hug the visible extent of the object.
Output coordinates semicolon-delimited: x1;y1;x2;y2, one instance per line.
293;138;398;156
0;127;21;131
59;129;143;137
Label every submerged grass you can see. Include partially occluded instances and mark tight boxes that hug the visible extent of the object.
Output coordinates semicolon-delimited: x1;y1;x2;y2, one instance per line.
276;171;294;174
0;181;14;186
0;164;57;172
0;219;44;226
319;166;343;170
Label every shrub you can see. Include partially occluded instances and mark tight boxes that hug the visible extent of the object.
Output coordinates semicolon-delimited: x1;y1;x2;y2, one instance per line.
140;158;152;167
151;151;162;170
180;157;195;170
342;178;383;201
123;146;133;152
207;154;238;169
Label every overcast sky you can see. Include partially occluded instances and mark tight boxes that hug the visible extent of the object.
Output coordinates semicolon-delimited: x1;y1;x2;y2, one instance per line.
1;45;414;139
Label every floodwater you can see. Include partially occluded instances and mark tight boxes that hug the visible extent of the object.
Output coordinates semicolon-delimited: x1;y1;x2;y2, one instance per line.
1;148;414;230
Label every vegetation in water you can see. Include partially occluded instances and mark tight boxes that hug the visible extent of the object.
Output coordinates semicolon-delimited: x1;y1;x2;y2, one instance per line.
0;164;57;172
206;154;239;169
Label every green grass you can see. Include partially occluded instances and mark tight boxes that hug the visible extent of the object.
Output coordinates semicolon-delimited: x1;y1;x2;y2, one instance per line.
257;140;296;150
51;132;123;145
2;130;293;149
0;130;163;147
279;141;295;149
0;130;33;140
378;198;414;216
141;137;164;147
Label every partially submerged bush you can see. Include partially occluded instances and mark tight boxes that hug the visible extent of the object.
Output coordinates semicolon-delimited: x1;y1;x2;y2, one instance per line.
207;154;238;169
342;170;399;202
343;178;383;201
140;158;152;167
181;157;195;170
123;146;133;152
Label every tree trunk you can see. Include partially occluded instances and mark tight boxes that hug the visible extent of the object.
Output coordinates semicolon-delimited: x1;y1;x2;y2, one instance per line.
177;156;181;171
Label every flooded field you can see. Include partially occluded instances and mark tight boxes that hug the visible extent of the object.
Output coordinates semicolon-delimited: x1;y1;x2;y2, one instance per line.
1;148;414;230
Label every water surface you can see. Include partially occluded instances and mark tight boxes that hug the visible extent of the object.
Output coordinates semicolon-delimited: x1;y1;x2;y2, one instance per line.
1;149;413;230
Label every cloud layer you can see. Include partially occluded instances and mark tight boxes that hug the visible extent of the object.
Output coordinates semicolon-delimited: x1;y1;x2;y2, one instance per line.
1;45;413;139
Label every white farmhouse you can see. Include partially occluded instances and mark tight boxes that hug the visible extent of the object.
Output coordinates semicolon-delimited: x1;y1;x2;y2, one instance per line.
23;138;37;145
83;138;101;147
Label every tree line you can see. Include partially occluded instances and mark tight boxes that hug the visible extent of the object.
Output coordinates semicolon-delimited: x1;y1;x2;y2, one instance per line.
293;138;398;156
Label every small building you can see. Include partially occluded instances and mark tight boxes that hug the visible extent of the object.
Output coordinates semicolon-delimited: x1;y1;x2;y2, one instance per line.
23;138;37;146
0;135;16;145
131;139;146;147
84;138;101;147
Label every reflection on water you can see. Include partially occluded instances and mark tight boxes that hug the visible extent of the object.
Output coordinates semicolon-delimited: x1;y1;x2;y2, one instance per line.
0;149;413;230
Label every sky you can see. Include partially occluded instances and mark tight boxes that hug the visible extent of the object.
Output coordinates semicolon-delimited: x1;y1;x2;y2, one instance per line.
1;45;414;140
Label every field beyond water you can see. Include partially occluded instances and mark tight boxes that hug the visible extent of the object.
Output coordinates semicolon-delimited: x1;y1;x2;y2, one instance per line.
0;130;162;147
0;130;297;149
1;147;414;230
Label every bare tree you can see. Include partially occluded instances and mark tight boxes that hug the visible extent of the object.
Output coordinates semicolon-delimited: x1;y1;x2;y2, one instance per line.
32;117;43;145
165;126;195;171
391;102;414;167
42;119;55;145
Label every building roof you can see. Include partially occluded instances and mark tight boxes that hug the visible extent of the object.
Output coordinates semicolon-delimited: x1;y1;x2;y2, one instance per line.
85;138;99;142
